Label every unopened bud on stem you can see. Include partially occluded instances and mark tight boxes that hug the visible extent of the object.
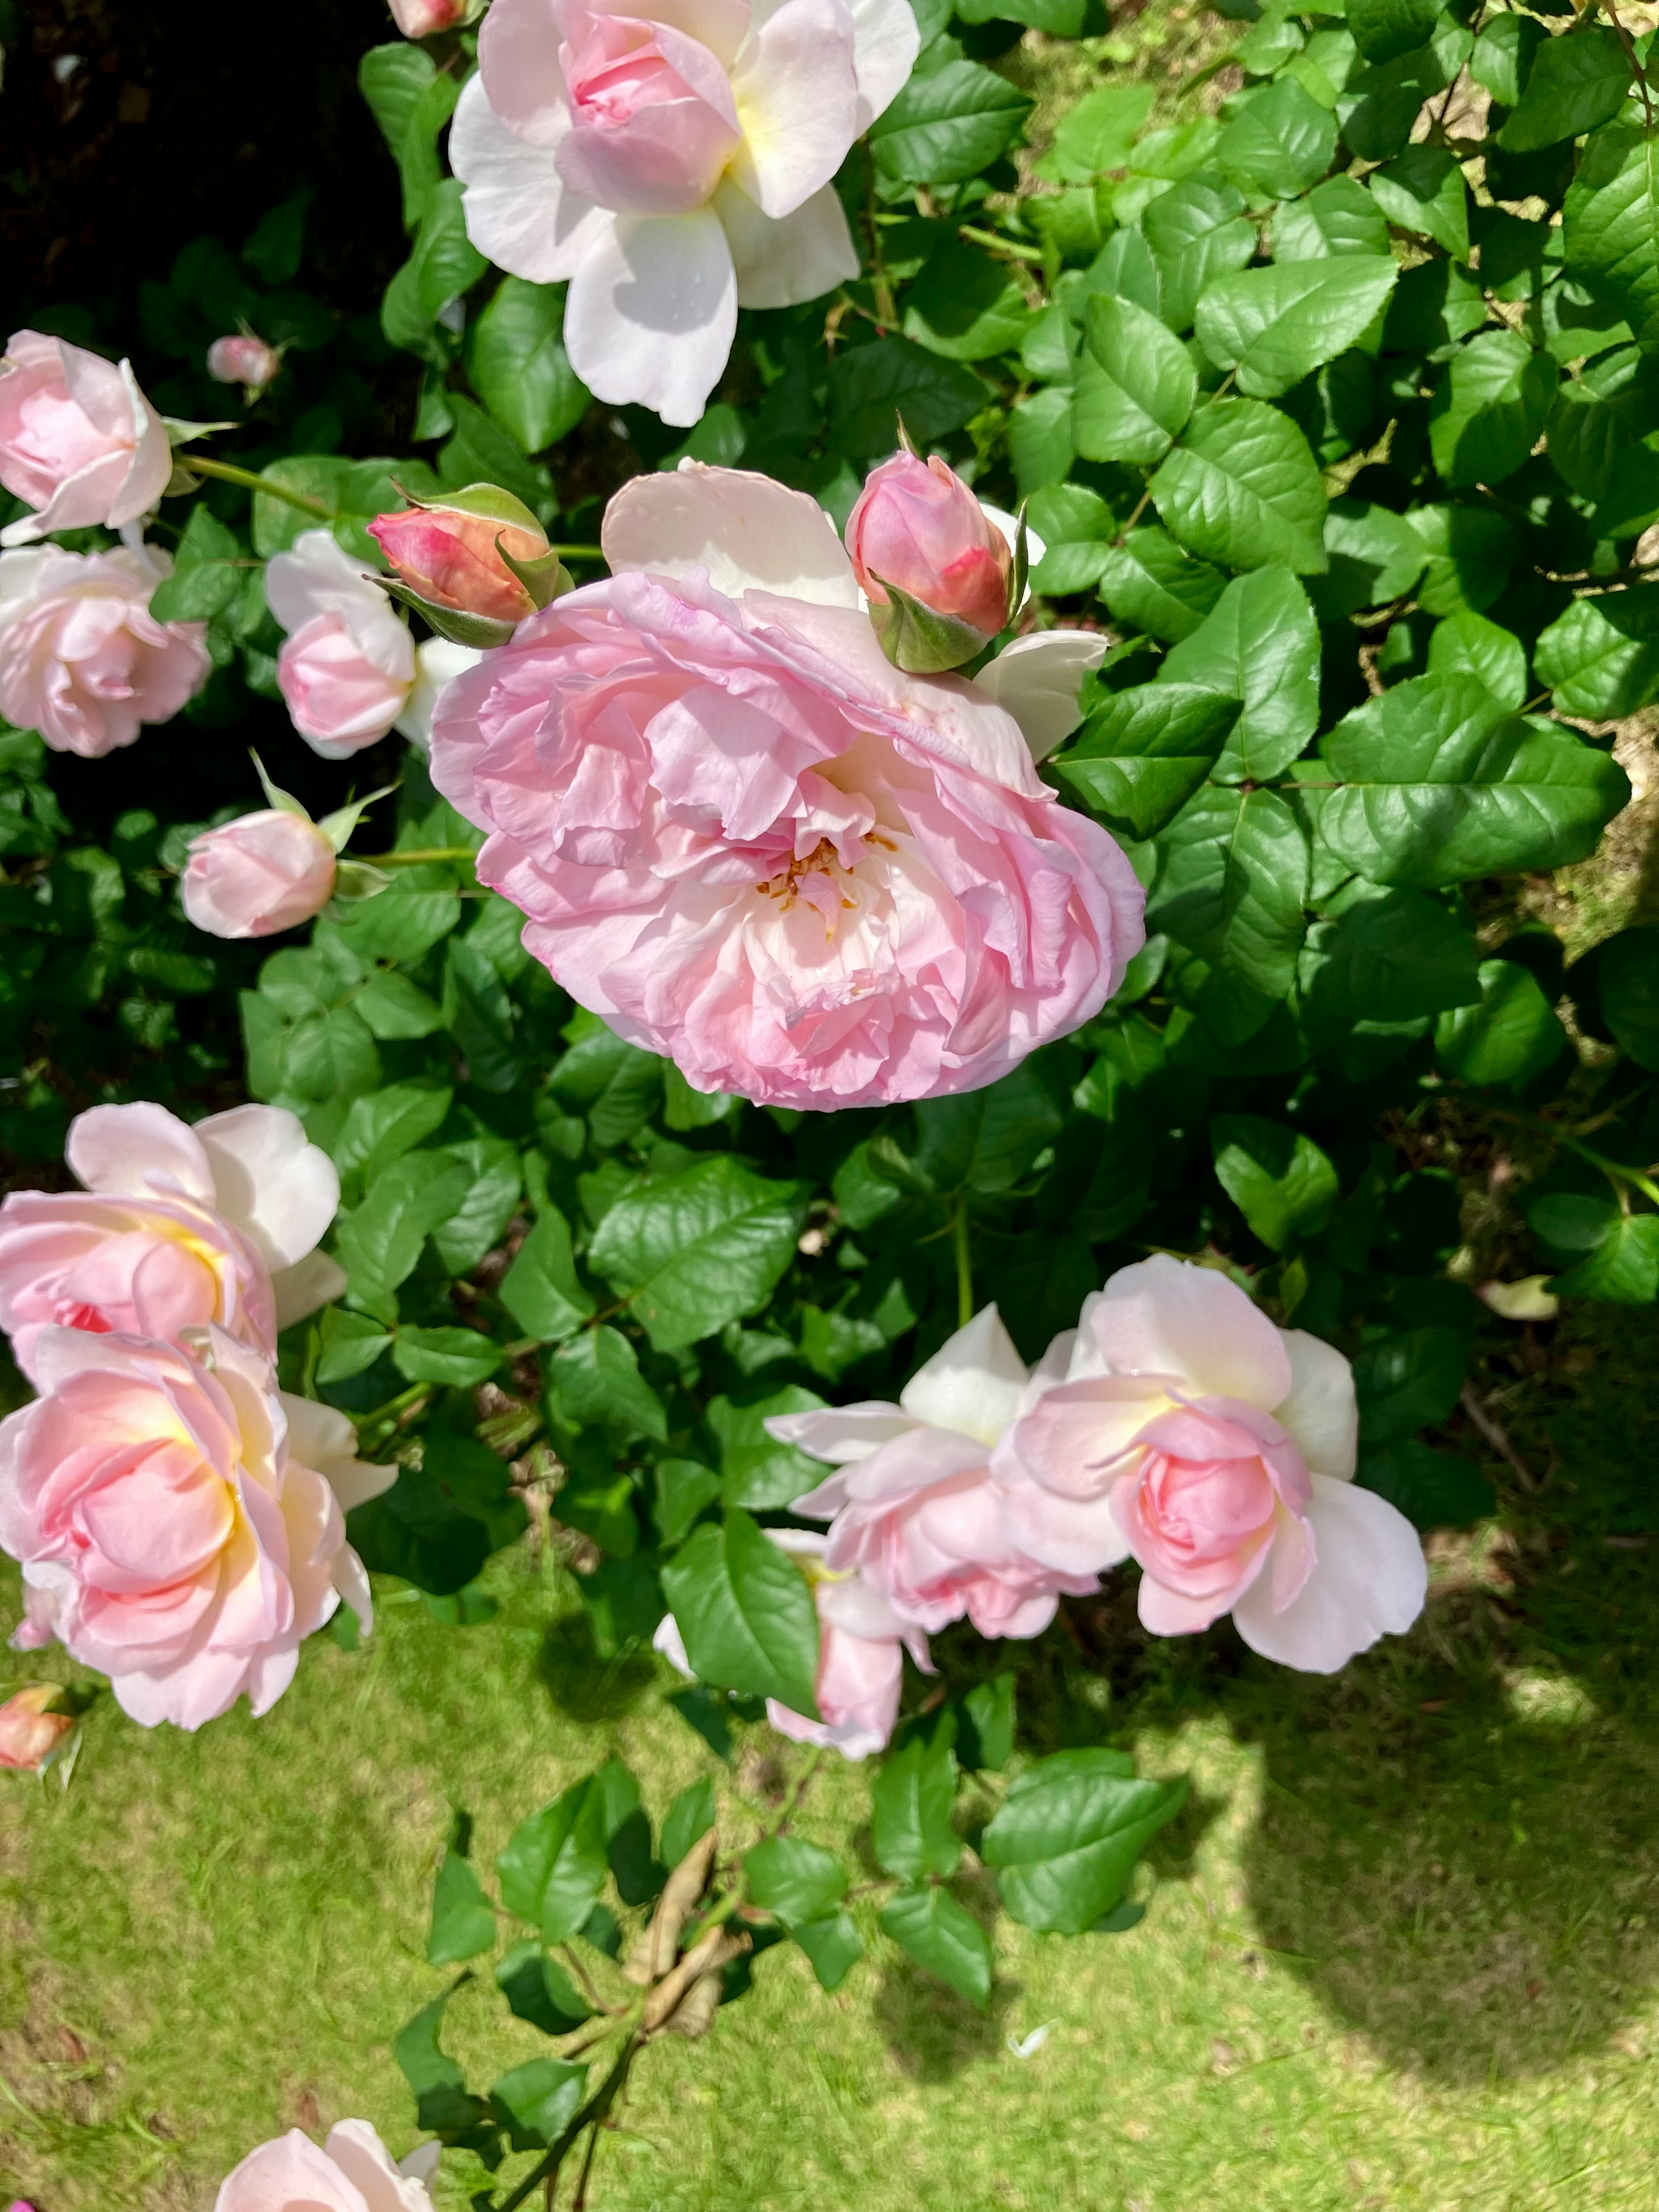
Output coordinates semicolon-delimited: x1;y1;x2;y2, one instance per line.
369;482;570;646
846;447;1016;674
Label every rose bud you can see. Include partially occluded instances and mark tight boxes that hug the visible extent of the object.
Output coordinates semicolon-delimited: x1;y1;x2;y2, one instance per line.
0;1684;73;1772
846;449;1016;674
206;334;282;395
389;0;467;32
368;483;565;635
182;810;337;940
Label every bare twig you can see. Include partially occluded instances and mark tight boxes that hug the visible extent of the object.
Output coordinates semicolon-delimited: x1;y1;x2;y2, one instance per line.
1459;1383;1543;1491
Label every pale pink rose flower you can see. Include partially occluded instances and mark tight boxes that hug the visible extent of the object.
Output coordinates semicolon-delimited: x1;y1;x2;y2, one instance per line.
996;1255;1428;1675
390;0;467;32
450;0;920;423
773;1306;1098;1639
0;1099;344;1383
0;331;172;545
429;464;1143;1109
0;1684;73;1770
0;1325;382;1728
847;451;1014;643
0;542;210;757
216;2119;436;2212
266;530;417;759
206;335;282;392
182;810;338;940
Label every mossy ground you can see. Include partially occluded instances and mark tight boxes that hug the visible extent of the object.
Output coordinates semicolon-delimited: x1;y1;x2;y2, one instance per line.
3;1298;1659;2212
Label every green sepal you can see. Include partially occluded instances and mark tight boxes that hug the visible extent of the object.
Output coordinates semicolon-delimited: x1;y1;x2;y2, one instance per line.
250;750;312;822
333;860;396;903
162;415;236;446
495;537;573;611
870;571;996;675
396;476;545;536
318;781;400;855
377;575;518;649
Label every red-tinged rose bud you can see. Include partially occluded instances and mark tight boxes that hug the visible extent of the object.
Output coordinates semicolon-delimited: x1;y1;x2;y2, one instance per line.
389;0;467;33
0;1685;73;1772
846;451;1014;671
369;487;555;626
206;334;282;393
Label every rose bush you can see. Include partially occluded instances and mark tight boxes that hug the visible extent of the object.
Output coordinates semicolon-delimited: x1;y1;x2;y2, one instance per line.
6;0;1659;2189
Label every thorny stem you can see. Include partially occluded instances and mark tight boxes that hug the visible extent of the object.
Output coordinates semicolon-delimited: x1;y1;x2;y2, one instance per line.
570;2120;604;2212
184;455;333;516
953;1198;974;1330
959;222;1046;264
1598;0;1653;130
496;2037;639;2212
1112;486;1154;547
1490;1105;1659;1211
862;140;897;327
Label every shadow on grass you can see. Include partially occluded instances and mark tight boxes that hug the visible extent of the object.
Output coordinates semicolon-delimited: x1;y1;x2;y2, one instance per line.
534;1608;657;1724
873;1872;1020;2082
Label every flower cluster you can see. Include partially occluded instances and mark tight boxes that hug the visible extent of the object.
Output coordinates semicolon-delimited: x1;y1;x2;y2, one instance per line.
0;1102;391;1729
660;1258;1428;1761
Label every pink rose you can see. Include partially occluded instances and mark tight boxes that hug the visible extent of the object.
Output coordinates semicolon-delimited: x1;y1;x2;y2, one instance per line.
390;0;467;32
267;530;418;758
216;2120;435;2212
0;1100;344;1384
183;810;338;939
0;543;210;757
429;464;1143;1109
997;1255;1428;1674
847;451;1014;647
451;0;919;423
0;1324;390;1728
207;334;282;393
0;1684;73;1771
0;330;172;545
368;497;549;624
774;1305;1098;1638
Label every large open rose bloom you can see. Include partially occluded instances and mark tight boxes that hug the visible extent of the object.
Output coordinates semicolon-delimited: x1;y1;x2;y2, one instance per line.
429;465;1142;1108
996;1256;1428;1674
774;1305;1098;1637
0;1101;344;1384
0;542;210;758
451;0;919;422
0;330;172;545
0;1325;390;1728
216;2120;435;2212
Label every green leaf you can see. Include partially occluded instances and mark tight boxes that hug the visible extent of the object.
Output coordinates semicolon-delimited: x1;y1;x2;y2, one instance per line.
869;59;1030;184
1563;124;1659;351
586;1157;806;1353
1354;1325;1468;1441
1347;0;1439;66
438;395;554;527
1367;145;1469;259
1159;565;1319;782
394;1986;481;2135
661;1778;717;1868
334;1083;453;1181
550;1008;662;1146
428;1848;498;1966
981;1749;1187;1934
1434;958;1566;1087
432;1136;521;1272
360;43;460;231
960;1675;1017;1771
1427;331;1555;488
385;178;487;352
1142;176;1257;332
497;1779;610;1945
393;1326;503;1389
1551;1214;1659;1302
1499;24;1630;152
1097;528;1226;642
149;504;243;623
467;277;590;454
1150;398;1328;573
791;1911;864;1992
905;237;1030;361
1073;296;1197;464
1216;788;1309;997
490;2058;588;2153
1536;590;1659;718
1308;498;1427;622
1318;675;1629;887
1009;386;1077;497
1215;76;1338;198
1471;12;1543;105
1358;1441;1494;1530
1026;484;1114;594
872;1729;961;1881
829;337;987;457
500;1208;594;1344
879;1885;992;2010
495;1940;591;2035
1426;611;1528;712
1299;885;1483;1024
907;1060;1067;1195
1052;684;1241;839
333;1153;473;1322
745;1836;847;1924
315;1307;394;1384
661;1506;820;1716
652;1458;722;1545
1273;175;1390;263
1041;83;1157;182
547;1327;667;1445
1594;924;1659;1069
1407;503;1516;620
1212;1113;1338;1249
709;1384;827;1510
1338;25;1472;161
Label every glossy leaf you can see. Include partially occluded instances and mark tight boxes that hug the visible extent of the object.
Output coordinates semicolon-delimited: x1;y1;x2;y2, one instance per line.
1150;399;1328;573
661;1507;820;1717
981;1750;1187;1934
879;1885;992;2010
1195;257;1396;399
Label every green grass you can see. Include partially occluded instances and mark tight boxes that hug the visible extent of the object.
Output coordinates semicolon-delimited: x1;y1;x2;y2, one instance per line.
4;1303;1659;2212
